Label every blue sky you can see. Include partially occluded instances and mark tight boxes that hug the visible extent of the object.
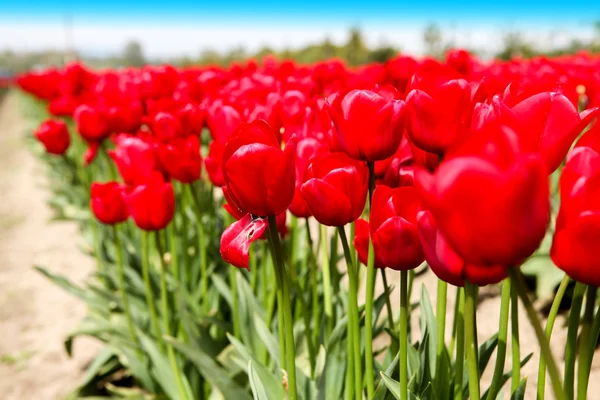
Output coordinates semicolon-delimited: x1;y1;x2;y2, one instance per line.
1;2;598;57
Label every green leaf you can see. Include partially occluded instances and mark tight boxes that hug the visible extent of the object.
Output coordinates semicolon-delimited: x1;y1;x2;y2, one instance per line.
379;372;401;400
165;336;252;400
374;352;399;400
75;347;116;390
420;285;438;375
139;334;194;400
478;334;499;376
248;361;270;400
510;378;527;400
227;334;285;399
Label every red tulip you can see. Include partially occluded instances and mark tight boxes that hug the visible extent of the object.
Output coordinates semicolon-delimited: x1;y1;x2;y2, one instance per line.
205;140;226;187
74;105;110;142
222;120;296;217
416;124;550;266
109;135;157;185
476;93;598;174
127;172;175;231
352;185;424;270
84;142;100;166
551;144;600;286
106;101;143;133
289;137;330;218
158;136;202;183
406;78;472;154
417;210;507;286
301;152;368;226
152;112;183;142
206;103;243;142
90;181;129;225
327;89;407;162
177;103;205;136
34;119;70;155
508;92;598;173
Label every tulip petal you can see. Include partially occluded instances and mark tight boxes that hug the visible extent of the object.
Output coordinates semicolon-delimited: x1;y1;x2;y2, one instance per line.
220;214;268;269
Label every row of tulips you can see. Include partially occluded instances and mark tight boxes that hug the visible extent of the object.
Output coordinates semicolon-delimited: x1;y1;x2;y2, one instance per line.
17;49;600;400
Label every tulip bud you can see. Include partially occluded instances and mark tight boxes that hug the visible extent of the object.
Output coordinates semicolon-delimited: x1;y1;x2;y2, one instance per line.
90;182;129;225
34;119;70;155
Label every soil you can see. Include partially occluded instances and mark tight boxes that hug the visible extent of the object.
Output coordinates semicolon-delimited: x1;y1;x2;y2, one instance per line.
0;91;101;400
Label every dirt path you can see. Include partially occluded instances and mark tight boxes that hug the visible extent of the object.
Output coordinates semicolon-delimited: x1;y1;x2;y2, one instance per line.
0;91;100;400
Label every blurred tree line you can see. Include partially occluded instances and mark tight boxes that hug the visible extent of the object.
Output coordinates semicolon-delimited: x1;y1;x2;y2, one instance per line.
2;24;600;73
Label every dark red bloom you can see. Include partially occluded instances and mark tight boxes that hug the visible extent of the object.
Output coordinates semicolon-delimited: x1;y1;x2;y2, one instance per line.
417;210;507;286
126;172;175;231
34;119;70;155
90;181;129;225
109;135;157;185
74;105;110;142
158;136;202;183
327;89;407;161
222;120;296;217
300;152;368;226
416;123;550;267
352;185;424;270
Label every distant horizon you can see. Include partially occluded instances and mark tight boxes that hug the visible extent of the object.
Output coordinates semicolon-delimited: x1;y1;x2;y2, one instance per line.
1;3;599;59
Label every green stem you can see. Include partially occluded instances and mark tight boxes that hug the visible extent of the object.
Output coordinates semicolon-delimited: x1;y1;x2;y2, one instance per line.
155;232;189;400
267;215;297;400
508;268;565;400
382;270;396;336
454;288;465;400
538;275;570;400
486;279;511;400
320;224;334;338
450;285;462;357
464;282;481;400
436;279;448;371
141;231;161;347
113;225;140;351
577;286;597;400
338;226;363;400
167;221;185;340
565;282;586;400
91;220;107;287
306;219;321;350
364;160;377;399
187;184;208;313
365;234;376;399
511;278;521;393
399;270;409;400
250;247;258;292
179;183;191;293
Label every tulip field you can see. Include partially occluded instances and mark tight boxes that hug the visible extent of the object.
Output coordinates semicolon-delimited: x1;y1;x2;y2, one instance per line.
12;50;600;400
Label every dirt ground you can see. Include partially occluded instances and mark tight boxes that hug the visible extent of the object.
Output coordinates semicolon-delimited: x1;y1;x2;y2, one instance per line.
0;89;599;400
0;91;100;399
